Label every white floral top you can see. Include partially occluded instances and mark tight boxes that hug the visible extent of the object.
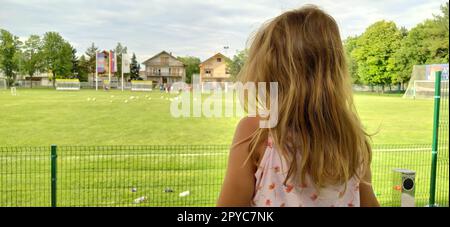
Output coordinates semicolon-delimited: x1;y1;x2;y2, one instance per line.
252;136;360;207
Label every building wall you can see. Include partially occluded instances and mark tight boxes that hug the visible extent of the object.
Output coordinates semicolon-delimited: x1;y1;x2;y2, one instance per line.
143;52;186;83
200;54;230;82
146;52;184;67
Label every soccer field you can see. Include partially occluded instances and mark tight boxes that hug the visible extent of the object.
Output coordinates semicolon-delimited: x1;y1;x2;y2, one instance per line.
0;88;447;207
0;88;434;145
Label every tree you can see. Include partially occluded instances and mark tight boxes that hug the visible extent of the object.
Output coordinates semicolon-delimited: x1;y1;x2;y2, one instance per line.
399;26;408;37
392;3;449;88
85;42;98;82
129;53;141;80
42;32;73;87
70;45;79;79
227;49;248;81
177;56;200;83
392;23;429;87
434;2;449;34
352;21;402;92
343;35;360;84
0;29;22;87
21;35;44;88
430;2;449;63
114;42;128;78
77;55;89;82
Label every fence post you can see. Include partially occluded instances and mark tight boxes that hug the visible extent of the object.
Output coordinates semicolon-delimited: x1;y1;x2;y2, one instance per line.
51;144;57;207
429;71;442;207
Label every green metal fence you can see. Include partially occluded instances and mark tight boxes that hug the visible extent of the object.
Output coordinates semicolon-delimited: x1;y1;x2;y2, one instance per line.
0;144;448;207
434;73;449;207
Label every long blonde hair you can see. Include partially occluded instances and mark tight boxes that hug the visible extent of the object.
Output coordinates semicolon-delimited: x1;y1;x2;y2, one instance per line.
239;5;372;188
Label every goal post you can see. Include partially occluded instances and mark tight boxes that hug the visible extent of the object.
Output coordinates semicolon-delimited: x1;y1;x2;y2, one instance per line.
403;64;449;99
0;77;7;90
413;80;447;99
404;80;449;99
55;79;81;91
131;80;153;92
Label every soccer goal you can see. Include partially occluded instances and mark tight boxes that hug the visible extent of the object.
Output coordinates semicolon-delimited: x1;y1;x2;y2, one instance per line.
56;79;81;91
410;80;449;99
131;80;153;91
0;77;7;90
403;64;449;99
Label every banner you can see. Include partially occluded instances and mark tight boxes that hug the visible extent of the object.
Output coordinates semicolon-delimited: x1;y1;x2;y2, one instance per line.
426;64;449;81
109;50;117;73
96;52;106;73
122;53;130;73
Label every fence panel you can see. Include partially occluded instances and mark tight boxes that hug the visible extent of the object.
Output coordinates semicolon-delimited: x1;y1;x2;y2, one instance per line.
56;145;228;207
371;144;433;207
0;146;50;207
0;144;448;207
436;77;449;207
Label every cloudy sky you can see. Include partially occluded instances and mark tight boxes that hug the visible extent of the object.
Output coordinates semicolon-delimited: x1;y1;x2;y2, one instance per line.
0;0;446;63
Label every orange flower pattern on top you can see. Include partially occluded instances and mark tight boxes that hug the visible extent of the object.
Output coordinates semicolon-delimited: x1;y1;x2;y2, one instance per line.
252;135;361;207
268;183;276;190
285;184;294;193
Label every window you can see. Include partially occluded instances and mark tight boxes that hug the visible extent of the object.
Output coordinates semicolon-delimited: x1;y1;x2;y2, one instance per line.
161;57;169;65
217;58;222;62
205;69;212;74
172;68;179;75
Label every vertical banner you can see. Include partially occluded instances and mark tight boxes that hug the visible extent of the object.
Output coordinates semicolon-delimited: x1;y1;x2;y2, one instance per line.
121;53;129;91
426;64;449;81
96;52;106;73
122;53;130;73
114;51;117;73
109;50;116;73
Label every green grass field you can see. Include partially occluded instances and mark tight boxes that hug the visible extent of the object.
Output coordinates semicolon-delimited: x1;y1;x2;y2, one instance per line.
0;88;435;145
0;88;448;207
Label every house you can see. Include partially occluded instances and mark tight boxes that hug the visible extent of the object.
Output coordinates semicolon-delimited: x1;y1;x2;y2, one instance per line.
16;71;51;87
139;70;147;79
199;53;231;83
142;51;186;85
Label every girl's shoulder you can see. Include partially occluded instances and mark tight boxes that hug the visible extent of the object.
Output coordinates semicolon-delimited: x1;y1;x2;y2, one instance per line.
231;116;267;164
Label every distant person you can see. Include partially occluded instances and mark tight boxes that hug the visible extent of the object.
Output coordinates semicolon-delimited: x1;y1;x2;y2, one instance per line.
217;5;379;207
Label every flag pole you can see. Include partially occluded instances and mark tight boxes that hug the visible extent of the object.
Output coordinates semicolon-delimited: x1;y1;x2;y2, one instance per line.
95;51;98;91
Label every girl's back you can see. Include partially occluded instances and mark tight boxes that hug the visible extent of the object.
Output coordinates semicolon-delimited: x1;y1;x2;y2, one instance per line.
217;5;379;207
252;135;360;207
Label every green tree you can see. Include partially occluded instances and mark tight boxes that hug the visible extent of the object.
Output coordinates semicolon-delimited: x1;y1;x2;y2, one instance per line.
399;26;409;38
177;56;200;83
0;29;22;87
77;55;89;82
42;32;73;87
392;3;449;88
21;35;44;88
343;35;360;84
129;53;141;80
352;21;402;92
430;2;449;62
227;49;248;81
392;23;429;87
114;42;128;78
85;42;98;81
70;46;79;79
434;2;449;34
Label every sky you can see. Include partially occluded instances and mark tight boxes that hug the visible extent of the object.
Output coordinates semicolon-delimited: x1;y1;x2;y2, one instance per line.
0;0;446;64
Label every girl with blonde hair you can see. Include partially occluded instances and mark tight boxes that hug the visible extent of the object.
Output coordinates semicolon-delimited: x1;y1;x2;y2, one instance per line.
218;5;379;207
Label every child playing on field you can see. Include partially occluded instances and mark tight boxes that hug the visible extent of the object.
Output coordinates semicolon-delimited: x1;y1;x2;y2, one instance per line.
217;5;380;207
